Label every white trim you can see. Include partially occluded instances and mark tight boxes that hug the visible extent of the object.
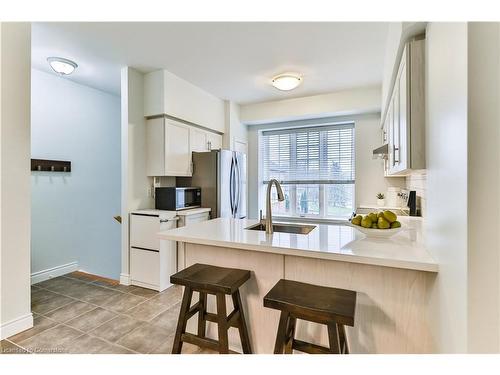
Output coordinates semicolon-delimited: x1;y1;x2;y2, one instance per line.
119;273;130;286
130;278;168;292
30;261;78;285
0;313;33;340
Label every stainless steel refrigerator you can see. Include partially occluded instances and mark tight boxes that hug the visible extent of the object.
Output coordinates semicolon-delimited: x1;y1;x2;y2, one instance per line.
191;150;246;219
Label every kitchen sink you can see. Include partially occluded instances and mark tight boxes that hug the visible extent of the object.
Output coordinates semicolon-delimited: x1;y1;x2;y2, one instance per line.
245;222;316;235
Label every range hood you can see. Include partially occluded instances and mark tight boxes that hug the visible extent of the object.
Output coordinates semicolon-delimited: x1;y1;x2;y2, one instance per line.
372;144;389;159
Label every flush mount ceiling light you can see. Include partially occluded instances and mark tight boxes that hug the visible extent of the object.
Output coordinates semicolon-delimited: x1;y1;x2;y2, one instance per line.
271;73;302;91
47;57;78;75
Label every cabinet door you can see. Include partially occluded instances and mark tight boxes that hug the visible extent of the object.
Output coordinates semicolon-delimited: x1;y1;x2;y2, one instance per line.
206;132;222;151
397;53;408;171
190;127;208;152
146;118;165;177
392;81;401;172
130;214;160;251
387;100;395;171
130;248;160;289
164;119;191;176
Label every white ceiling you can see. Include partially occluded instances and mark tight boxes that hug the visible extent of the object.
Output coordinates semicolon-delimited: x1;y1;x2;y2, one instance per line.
32;22;389;104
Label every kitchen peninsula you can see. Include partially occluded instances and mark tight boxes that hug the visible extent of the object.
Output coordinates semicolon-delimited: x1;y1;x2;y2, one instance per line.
159;217;438;354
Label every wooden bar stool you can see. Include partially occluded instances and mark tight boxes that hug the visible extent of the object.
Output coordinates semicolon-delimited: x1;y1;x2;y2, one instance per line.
170;263;252;354
264;279;356;354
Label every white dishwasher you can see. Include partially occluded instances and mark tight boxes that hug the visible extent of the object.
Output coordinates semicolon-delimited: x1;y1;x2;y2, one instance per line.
129;210;178;291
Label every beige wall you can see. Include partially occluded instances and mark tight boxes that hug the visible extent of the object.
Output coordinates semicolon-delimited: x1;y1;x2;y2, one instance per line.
240;86;381;125
223;101;248;151
467;22;500;353
425;22;469;353
0;22;33;339
354;115;405;207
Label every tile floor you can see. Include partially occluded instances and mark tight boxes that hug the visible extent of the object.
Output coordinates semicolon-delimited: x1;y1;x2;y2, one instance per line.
0;272;216;354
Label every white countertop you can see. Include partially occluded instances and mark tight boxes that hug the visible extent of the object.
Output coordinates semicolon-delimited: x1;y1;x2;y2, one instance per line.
131;207;211;217
158;217;438;273
176;207;211;216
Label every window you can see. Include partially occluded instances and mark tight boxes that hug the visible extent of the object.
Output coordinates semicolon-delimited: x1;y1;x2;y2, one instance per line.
260;123;355;219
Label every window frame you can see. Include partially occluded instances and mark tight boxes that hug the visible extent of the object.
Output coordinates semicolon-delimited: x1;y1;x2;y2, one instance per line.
259;122;355;220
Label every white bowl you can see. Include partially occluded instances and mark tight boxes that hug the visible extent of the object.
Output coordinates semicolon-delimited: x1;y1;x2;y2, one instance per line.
348;222;403;238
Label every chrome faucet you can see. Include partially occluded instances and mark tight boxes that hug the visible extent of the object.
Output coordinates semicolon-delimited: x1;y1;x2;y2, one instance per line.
265;179;285;234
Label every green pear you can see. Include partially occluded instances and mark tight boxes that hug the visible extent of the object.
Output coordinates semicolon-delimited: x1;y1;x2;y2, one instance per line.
391;221;401;229
361;216;373;228
377;216;390;229
382;210;397;223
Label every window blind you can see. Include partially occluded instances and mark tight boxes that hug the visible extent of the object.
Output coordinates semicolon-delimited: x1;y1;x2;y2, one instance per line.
261;123;355;185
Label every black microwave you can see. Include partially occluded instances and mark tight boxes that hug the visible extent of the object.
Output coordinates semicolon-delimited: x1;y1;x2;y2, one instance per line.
155;187;201;211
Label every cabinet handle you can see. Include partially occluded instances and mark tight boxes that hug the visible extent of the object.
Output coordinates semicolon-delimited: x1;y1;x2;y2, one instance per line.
207;141;212;150
160;217;179;223
394;146;400;164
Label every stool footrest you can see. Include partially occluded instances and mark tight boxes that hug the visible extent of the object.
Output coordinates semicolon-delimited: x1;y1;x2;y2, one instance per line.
181;333;238;354
292;339;331;354
204;310;241;328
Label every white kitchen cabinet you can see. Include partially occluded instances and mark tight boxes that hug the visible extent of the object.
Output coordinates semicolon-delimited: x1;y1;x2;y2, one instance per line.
147;117;223;176
146;117;192;177
190;127;209;152
384;38;425;176
206;132;222;151
190;127;222;152
144;70;225;133
129;210;178;291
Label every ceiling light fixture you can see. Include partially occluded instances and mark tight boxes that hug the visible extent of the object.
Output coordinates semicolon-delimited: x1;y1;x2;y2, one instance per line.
47;57;78;75
271;73;302;91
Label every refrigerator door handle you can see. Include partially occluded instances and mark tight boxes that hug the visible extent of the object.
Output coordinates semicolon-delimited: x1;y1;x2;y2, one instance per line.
234;156;241;217
229;155;235;216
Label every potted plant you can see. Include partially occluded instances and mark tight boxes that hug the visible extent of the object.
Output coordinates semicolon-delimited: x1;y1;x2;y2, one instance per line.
377;193;385;207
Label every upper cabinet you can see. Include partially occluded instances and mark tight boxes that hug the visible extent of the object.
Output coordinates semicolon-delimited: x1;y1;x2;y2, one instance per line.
144;70;225;133
384;38;425;176
146;117;192;177
146;117;223;177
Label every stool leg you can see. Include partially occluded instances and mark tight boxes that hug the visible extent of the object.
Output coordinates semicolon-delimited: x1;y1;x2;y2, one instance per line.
327;323;341;354
216;293;229;354
232;290;252;354
338;324;349;354
197;292;207;338
273;311;290;354
172;286;193;354
284;316;296;354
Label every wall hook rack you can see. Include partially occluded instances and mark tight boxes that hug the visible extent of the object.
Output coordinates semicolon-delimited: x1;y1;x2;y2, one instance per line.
31;159;71;172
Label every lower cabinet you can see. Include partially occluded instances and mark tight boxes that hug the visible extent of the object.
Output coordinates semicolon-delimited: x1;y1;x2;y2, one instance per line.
130;248;161;289
129;211;178;291
176;210;211;271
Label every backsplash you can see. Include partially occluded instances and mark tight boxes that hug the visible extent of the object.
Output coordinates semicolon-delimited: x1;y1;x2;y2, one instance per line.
405;170;426;217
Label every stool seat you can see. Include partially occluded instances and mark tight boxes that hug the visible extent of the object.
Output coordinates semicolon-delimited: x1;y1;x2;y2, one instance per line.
264;279;356;326
170;263;252;354
264;279;357;354
171;263;250;295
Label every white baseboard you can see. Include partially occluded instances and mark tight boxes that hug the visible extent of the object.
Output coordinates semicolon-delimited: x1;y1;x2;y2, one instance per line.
31;261;78;285
119;273;130;286
130;279;168;292
0;313;33;340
